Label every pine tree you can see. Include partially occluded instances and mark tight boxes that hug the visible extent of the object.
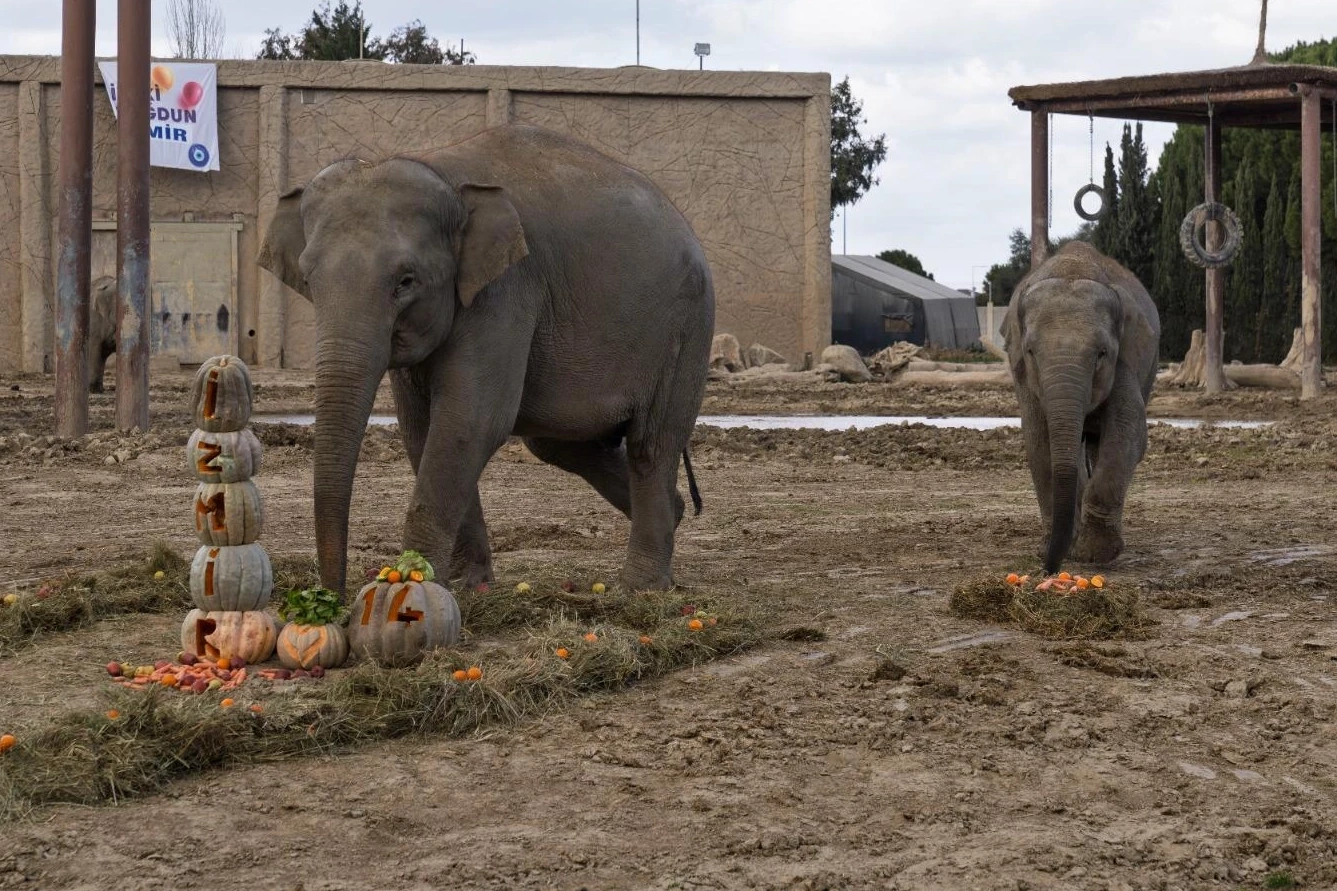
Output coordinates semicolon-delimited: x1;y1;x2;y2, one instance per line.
1259;173;1289;361
1223;154;1262;361
1090;143;1119;254
1110;124;1156;289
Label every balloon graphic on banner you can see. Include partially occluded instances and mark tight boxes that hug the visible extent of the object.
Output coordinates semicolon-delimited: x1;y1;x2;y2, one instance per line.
152;65;174;92
180;81;204;110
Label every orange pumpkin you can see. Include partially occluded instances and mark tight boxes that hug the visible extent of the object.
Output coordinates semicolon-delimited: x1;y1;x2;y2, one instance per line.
193;481;265;546
182;609;278;664
191;355;254;433
190;543;272;611
348;580;460;667
276;622;349;670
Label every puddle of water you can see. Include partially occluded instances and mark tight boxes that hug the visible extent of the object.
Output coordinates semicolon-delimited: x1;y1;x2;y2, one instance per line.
251;413;1274;432
1248;545;1336;566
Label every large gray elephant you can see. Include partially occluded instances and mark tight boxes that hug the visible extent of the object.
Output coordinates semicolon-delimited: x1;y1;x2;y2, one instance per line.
258;124;715;594
1002;241;1160;573
89;275;118;393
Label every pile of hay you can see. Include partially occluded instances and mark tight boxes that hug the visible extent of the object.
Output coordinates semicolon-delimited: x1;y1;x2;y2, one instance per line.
0;543;189;656
949;574;1151;640
0;559;762;817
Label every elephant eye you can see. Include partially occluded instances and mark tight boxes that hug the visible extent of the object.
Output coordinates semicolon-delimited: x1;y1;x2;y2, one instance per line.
394;273;417;297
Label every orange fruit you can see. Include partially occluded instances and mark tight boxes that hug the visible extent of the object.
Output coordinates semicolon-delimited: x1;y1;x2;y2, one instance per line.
1006;573;1020;585
466;666;482;681
387;570;402;584
688;618;704;631
555;647;570;659
639;635;653;645
249;704;264;714
409;570;424;582
161;674;179;687
0;734;16;753
1076;577;1090;590
583;632;598;643
1058;571;1072;581
216;657;231;671
220;698;235;708
1091;575;1105;588
105;709;120;720
452;669;467;682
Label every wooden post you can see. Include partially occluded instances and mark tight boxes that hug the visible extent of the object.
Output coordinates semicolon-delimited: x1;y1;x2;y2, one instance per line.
115;0;152;431
1298;88;1323;400
54;0;96;437
1030;111;1049;269
1203;114;1228;393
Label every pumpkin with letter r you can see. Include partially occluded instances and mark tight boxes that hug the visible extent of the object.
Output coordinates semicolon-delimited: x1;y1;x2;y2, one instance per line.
190;355;254;433
348;551;460;666
275;586;349;670
182;609;278;664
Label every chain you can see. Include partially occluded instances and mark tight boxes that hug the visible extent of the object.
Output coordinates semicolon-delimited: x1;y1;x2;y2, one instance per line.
1089;112;1095;184
1048;112;1053;228
1204;99;1214;203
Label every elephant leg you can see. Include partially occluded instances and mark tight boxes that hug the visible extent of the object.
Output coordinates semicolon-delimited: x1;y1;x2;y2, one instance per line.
392;368;498;588
1073;376;1146;565
522;436;688;528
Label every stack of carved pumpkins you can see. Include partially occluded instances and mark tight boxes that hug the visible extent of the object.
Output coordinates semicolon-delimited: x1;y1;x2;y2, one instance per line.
181;356;279;665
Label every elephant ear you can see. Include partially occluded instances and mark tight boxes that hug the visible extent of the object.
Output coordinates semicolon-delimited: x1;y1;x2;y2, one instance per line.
457;184;529;308
1111;281;1158;379
258;186;310;300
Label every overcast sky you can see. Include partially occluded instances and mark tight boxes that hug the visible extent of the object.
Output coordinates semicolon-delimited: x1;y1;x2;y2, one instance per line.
1;0;1331;293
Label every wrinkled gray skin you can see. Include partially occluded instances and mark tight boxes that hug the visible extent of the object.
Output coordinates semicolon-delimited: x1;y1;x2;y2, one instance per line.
89;276;118;393
258;125;715;594
1002;241;1161;574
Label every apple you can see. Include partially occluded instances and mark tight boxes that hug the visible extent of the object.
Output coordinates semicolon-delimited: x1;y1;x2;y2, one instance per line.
515;582;531;594
105;662;123;677
309;666;326;679
191;679;209;694
207;678;223;691
2;593;18;606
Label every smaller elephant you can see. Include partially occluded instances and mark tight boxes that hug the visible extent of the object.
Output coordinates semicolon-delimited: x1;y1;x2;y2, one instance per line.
89;275;118;393
1002;241;1161;573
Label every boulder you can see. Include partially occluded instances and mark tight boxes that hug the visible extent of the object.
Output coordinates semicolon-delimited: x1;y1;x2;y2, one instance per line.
710;333;745;372
820;344;872;383
745;342;787;369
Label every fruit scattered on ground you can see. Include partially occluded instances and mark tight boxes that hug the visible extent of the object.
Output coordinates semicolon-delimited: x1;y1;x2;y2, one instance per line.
639;635;653;645
453;669;467;681
105;710;119;720
105;662;123;677
515;582;531;594
466;666;482;681
107;654;254;693
2;593;17;606
688;618;704;632
1092;575;1106;588
555;647;570;659
592;582;606;595
561;580;575;593
583;632;598;643
0;734;15;753
153;570;166;580
249;704;264;714
1003;571;1110;596
220;698;235;708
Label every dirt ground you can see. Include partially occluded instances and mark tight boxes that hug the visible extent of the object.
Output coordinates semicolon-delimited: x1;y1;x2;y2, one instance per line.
2;368;1337;890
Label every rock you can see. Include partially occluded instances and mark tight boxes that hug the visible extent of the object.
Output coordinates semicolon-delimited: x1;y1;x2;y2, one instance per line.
820;344;871;383
1242;857;1268;873
1223;679;1250;698
867;341;921;375
745;342;786;369
710;333;745;372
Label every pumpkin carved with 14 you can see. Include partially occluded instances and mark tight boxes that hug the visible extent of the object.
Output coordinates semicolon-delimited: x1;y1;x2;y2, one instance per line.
348;579;461;667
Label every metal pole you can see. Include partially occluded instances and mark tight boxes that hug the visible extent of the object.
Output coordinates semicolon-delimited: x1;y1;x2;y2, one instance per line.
1029;110;1049;268
1298;87;1323;399
55;0;96;438
1203;114;1228;393
116;0;151;431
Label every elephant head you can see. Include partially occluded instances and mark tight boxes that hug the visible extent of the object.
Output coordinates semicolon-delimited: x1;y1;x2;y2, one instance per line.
258;158;529;593
1003;243;1158;573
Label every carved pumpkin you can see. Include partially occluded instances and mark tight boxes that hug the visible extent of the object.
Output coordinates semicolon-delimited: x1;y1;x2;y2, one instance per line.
193;480;265;546
348;580;461;667
189;543;272;612
187;428;263;483
276;622;349;670
191;355;254;433
181;609;279;664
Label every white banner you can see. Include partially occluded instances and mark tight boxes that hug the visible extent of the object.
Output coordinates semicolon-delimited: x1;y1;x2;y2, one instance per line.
98;61;220;172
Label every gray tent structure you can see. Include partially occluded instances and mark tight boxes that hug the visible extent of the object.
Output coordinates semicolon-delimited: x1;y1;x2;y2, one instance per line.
831;255;981;354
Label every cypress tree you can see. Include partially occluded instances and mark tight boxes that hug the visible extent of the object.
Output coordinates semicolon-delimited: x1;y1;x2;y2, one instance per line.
1224;155;1262;361
1259;173;1289;361
1091;143;1119;254
1112;124;1156;288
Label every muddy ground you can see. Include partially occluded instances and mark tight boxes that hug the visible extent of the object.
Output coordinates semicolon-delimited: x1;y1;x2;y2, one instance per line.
2;368;1337;890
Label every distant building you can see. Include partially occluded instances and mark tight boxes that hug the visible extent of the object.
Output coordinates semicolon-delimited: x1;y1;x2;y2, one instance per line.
831;255;981;354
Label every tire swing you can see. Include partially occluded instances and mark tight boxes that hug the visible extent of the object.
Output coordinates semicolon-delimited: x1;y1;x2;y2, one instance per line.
1073;113;1108;222
1179;101;1243;269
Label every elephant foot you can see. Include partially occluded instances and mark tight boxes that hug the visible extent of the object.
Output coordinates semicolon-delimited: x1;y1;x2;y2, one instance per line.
621;555;674;592
1072;525;1123;565
447;548;493;591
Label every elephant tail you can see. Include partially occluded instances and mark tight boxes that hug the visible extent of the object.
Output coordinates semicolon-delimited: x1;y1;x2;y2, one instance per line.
682;449;703;516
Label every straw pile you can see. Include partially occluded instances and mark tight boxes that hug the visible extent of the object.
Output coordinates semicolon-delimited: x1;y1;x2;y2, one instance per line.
949;573;1151;640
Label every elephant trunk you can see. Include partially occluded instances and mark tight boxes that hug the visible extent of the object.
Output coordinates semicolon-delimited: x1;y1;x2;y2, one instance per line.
1041;365;1091;575
313;335;387;595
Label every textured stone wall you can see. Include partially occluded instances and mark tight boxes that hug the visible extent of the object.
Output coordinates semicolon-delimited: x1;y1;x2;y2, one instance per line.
0;57;831;373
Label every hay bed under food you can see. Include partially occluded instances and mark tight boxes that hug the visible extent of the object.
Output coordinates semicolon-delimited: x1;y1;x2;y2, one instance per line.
0;559;762;819
949;575;1152;640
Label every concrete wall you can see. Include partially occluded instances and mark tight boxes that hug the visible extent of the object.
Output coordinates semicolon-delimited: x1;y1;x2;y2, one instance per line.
0;56;831;373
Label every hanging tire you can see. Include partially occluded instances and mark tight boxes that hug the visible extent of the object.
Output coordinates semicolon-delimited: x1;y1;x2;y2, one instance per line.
1179;202;1243;269
1073;184;1107;221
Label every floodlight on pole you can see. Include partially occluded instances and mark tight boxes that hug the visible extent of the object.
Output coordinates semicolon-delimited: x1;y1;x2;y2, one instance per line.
694;42;710;70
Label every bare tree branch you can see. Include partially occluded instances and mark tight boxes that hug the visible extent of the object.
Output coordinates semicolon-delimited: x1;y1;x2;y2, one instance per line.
167;0;226;60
